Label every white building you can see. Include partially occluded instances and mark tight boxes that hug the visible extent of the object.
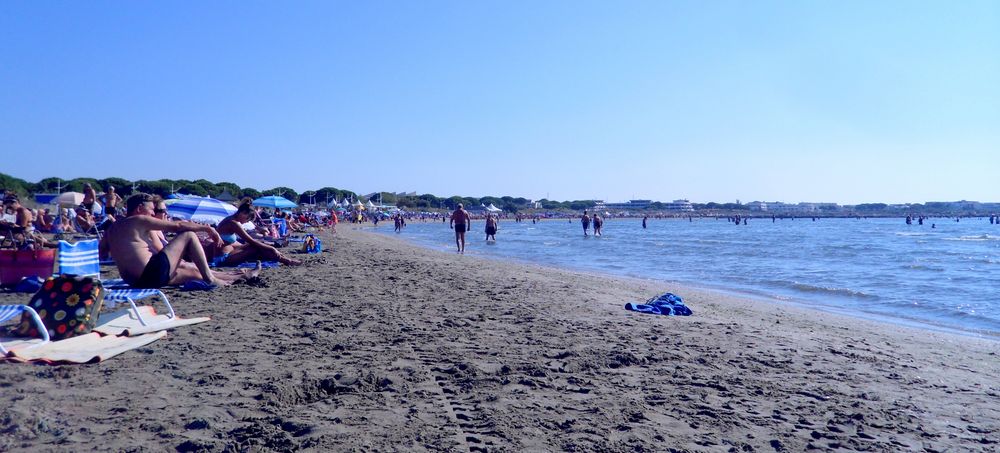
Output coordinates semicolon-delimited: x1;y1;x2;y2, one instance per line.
664;199;694;212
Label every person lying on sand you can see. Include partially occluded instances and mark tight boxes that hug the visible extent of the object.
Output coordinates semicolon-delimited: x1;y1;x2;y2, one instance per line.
102;193;246;288
215;198;302;266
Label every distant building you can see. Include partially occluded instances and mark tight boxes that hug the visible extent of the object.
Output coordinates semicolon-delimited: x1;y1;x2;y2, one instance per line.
746;201;768;211
663;199;694;212
599;199;652;210
765;202;839;213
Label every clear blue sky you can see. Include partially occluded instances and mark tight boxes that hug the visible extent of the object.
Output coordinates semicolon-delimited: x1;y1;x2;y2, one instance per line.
2;1;997;204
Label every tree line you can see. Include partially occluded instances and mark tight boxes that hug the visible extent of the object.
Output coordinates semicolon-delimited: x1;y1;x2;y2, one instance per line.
0;173;356;207
5;173;988;214
0;172;598;212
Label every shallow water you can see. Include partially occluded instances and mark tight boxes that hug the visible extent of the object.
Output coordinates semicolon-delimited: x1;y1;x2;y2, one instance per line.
374;217;1000;337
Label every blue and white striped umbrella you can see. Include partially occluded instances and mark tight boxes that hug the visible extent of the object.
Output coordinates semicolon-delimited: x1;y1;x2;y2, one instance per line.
166;197;237;224
252;195;298;209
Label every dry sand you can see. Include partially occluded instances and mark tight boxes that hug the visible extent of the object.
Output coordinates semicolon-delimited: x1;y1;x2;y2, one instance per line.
1;226;998;452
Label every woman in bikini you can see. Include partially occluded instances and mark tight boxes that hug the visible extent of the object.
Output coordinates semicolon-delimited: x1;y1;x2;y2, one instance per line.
215;198;302;266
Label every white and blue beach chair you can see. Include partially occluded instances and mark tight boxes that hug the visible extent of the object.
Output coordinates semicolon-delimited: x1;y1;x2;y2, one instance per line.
0;304;50;355
57;240;176;327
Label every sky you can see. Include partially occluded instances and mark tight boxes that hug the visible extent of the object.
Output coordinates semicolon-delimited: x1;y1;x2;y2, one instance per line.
1;1;998;204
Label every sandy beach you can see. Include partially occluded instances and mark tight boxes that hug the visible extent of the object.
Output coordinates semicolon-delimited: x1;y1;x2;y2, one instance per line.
1;226;998;452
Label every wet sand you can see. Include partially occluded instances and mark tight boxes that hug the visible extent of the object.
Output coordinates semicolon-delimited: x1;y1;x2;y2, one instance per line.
1;226;998;452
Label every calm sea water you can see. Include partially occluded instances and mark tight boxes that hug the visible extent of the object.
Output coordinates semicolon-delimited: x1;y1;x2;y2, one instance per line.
374;217;1000;337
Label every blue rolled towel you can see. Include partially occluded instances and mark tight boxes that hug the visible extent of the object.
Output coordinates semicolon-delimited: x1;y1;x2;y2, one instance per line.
625;292;692;316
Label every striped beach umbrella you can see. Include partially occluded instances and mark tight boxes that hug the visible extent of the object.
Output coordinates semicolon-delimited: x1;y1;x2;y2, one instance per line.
166;197;237;224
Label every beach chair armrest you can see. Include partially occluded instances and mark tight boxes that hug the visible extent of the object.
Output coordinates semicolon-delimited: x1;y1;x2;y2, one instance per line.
105;289;176;326
0;305;50;355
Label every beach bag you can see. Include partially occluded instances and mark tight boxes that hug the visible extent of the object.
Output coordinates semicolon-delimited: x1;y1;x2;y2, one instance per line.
301;234;321;253
0;249;56;286
16;275;104;340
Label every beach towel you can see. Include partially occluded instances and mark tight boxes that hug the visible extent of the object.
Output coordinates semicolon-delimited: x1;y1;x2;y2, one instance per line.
181;280;216;291
1;331;166;364
93;305;209;337
236;260;279;269
625;292;692;316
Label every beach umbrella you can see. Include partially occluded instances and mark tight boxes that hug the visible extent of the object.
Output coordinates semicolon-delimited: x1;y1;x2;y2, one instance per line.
167;197;237;224
252;195;297;209
55;192;85;206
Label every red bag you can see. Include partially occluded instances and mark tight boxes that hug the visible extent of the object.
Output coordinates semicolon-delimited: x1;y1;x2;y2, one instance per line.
0;249;55;286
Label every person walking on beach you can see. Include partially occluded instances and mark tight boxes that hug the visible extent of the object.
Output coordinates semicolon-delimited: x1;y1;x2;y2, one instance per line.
450;203;472;253
485;213;498;242
581;211;591;237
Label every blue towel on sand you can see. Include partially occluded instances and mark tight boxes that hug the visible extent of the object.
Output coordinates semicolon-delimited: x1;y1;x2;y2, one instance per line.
236;261;280;269
181;280;217;291
625;292;692;316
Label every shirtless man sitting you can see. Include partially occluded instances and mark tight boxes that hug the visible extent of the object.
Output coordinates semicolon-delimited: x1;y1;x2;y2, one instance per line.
103;193;243;288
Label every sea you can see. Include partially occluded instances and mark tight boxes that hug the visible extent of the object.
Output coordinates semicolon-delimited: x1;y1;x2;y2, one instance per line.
374;217;1000;339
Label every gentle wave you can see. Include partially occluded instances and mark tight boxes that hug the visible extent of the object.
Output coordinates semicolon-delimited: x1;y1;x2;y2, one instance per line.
943;234;1000;242
788;282;879;300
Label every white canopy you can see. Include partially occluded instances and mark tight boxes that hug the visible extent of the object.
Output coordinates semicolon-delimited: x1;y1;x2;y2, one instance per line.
485;203;503;213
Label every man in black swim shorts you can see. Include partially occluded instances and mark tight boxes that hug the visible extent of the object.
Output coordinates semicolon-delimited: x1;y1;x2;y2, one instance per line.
104;193;246;288
449;203;471;253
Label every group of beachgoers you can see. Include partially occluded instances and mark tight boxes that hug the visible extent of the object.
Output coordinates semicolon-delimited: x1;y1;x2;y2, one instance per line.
443;204;500;253
2;187;327;289
94;194;310;289
0;184;127;247
579;210;604;237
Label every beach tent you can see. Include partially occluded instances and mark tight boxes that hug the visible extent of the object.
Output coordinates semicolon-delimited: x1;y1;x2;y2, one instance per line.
485;204;503;213
214;190;237;202
253;195;297;209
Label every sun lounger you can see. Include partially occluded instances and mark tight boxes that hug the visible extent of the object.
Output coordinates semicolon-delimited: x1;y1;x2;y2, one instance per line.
57;240;178;328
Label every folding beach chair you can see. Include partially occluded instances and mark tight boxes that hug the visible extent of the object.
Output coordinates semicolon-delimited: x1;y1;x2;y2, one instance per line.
56;240;176;327
72;215;103;240
0;304;50;355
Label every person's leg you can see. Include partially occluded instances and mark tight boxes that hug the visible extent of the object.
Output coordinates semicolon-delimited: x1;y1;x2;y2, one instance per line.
161;231;215;284
253;242;302;265
459;231;466;252
455;230;461;251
